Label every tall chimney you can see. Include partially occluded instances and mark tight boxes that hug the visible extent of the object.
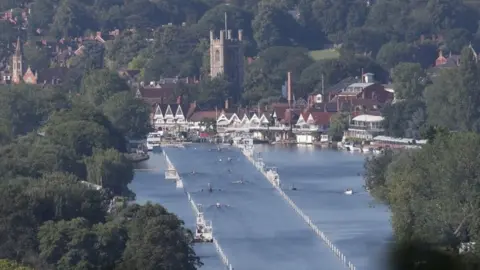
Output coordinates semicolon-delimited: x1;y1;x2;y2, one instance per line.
225;99;229;109
227;29;232;40
210;30;214;41
238;29;243;41
287;72;292;107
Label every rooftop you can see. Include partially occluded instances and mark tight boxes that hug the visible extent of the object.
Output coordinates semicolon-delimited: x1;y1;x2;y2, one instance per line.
352;114;384;122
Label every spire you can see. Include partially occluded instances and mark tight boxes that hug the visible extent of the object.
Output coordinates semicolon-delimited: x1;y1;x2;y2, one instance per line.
14;37;21;56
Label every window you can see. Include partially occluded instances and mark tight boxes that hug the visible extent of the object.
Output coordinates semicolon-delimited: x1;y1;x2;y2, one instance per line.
214;50;220;62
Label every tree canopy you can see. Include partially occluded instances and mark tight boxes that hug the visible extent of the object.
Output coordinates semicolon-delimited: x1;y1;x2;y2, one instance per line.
0;75;197;268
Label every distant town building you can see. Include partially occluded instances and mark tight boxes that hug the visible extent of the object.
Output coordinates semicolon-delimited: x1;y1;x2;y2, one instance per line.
9;37;68;85
209;29;244;90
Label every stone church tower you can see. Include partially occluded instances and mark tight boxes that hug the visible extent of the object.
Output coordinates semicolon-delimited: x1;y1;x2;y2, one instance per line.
12;37;23;84
209;29;245;91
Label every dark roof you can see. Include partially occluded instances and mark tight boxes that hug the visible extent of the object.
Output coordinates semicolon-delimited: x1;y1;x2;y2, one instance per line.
323;77;361;94
37;67;69;83
136;86;175;104
312;102;340;112
189;111;217;122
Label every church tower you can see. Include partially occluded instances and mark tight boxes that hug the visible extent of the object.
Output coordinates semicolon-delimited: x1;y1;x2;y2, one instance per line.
12;37;23;84
209;29;245;92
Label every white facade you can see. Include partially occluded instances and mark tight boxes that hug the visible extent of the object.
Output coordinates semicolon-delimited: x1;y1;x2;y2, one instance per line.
153;104;188;129
296;134;314;144
295;113;320;131
216;112;271;131
344;114;384;140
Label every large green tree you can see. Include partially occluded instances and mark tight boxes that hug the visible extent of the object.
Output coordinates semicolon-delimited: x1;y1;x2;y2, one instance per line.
116;203;202;270
85;148;134;197
425;47;480;132
102;91;151;139
81;69;130;107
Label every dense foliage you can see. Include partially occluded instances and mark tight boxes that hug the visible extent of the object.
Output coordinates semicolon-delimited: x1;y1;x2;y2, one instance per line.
3;0;479;107
4;0;480;267
364;132;480;267
0;70;201;269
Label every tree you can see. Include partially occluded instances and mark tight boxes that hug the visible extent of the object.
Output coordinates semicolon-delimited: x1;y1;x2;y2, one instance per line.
81;69;130;107
0;135;80;179
391;62;426;100
243;46;313;104
22;42;50;72
0;260;32;270
28;172;108;224
376;42;414;69
252;6;291;50
51;0;96;38
328;112;349;141
196;4;253;37
197;76;231;107
365;132;480;257
342;27;386;55
116;203;202;270
84;148;134;197
364;148;396;204
0;85;52;137
47;102;127;153
47;120;114;157
102;92;151;139
38;218;127;269
69;40;105;70
425;46;480;132
382;100;426;138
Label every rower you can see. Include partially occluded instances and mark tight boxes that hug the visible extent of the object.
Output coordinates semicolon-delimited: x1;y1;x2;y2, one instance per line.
291;184;297;191
208;183;213;193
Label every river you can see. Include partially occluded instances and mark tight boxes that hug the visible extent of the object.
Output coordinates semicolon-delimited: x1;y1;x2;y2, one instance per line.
129;144;392;270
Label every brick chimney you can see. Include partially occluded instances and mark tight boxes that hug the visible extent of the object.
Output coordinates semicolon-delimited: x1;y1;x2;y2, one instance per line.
287;71;292;107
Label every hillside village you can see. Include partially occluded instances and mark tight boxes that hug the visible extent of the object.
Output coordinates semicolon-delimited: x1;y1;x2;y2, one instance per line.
0;0;479;145
2;0;480;269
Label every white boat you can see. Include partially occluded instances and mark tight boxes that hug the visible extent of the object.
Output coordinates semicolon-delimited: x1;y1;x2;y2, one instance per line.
146;132;162;151
362;147;373;153
344;189;353;195
344;142;361;152
266;167;280;187
176;178;184;189
194;207;213;242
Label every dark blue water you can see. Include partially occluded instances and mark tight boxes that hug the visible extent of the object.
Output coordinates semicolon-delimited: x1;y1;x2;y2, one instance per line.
129;144;392;270
130;155;225;270
164;144;345;270
257;145;392;270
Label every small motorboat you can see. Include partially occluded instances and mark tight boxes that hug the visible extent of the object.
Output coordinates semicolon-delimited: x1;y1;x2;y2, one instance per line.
344;189;353;195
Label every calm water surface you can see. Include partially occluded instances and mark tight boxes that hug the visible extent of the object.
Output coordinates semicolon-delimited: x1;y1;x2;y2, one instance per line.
129;144;392;270
129;153;225;270
257;144;392;270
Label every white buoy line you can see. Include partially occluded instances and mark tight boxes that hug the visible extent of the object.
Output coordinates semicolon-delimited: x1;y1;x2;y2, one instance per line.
163;151;234;270
240;146;357;270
